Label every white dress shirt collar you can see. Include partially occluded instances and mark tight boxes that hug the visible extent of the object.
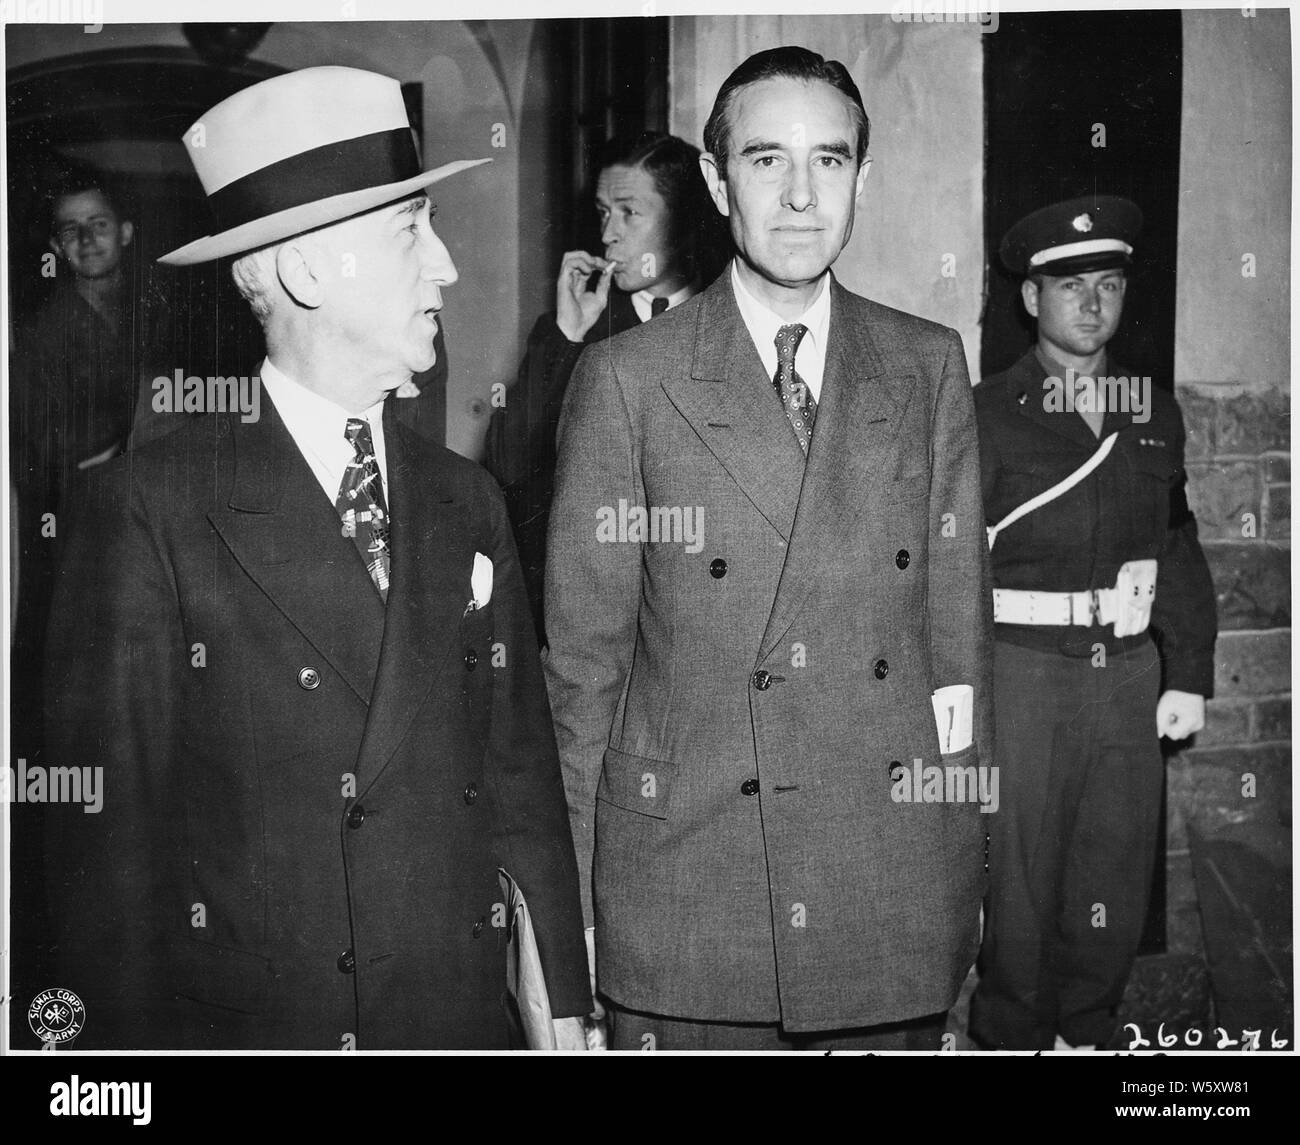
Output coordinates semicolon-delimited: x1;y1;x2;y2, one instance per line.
258;356;390;506
631;278;701;324
730;261;832;402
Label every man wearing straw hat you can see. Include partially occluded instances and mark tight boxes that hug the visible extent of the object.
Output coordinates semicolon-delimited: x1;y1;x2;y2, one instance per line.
39;67;590;1050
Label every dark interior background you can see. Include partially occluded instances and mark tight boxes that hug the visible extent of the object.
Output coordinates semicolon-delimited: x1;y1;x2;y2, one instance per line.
536;17;671;289
982;10;1182;389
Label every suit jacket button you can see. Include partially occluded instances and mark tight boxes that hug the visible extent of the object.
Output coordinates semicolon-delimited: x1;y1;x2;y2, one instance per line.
298;666;321;690
464;782;478;805
741;778;760;796
895;549;910;569
337;949;356;974
873;659;889;679
751;670;772;691
346;803;365;829
472;918;485;938
464;648;478;671
709;558;727;579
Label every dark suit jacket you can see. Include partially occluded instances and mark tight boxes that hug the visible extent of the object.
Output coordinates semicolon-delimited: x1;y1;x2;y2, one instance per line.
543;270;994;1032
41;387;590;1049
974;349;1216;694
483;291;641;640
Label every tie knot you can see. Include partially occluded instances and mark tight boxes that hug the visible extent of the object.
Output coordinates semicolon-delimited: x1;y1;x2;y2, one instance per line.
775;323;808;366
650;296;669;317
344;417;374;455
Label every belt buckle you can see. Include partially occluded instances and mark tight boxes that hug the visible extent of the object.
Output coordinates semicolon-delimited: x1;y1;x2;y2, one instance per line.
1070;589;1101;626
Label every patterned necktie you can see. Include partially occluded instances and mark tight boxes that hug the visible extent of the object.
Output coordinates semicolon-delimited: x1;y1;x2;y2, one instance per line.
337;418;391;602
650;296;669;317
774;323;816;454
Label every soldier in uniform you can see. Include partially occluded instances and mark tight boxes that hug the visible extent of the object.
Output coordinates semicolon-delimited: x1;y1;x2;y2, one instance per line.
968;196;1217;1051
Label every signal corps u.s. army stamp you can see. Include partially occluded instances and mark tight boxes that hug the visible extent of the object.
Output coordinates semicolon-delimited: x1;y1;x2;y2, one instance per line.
28;988;85;1047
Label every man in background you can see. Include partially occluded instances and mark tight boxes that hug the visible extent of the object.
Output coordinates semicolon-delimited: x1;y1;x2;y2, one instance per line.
9;172;174;1012
10;172;164;638
11;172;161;501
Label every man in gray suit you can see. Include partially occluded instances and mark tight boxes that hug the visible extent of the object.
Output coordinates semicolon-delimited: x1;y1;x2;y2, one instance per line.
544;46;994;1049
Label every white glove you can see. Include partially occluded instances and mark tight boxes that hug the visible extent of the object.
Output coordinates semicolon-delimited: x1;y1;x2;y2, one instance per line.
1156;690;1206;740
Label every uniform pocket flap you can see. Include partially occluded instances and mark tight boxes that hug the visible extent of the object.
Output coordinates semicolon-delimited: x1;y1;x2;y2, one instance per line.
596;744;675;820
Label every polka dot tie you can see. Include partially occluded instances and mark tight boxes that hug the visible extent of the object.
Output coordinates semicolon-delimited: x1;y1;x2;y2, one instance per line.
773;323;815;455
336;418;391;602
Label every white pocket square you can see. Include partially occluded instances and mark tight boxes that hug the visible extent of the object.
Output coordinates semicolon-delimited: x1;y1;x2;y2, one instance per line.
931;684;974;755
467;552;493;614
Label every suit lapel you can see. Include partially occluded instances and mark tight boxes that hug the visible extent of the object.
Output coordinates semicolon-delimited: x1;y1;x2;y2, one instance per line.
206;398;385;706
660;274;805;540
354;405;468;793
758;281;914;662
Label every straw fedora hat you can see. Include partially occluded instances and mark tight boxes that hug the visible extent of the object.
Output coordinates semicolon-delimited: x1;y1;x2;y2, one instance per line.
159;66;489;266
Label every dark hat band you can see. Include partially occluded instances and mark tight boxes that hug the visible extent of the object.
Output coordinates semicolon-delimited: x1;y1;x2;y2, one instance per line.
207;127;420;233
1031;250;1133;277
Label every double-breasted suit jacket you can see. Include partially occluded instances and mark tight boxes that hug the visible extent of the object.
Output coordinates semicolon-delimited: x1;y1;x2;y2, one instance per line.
543;270;994;1032
41;386;590;1049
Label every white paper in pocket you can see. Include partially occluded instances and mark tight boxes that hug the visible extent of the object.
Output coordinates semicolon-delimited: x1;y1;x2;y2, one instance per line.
467;551;493;614
931;684;974;754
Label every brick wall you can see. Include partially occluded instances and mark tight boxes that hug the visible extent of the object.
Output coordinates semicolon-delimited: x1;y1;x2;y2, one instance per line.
1165;384;1291;958
1165;8;1291;977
